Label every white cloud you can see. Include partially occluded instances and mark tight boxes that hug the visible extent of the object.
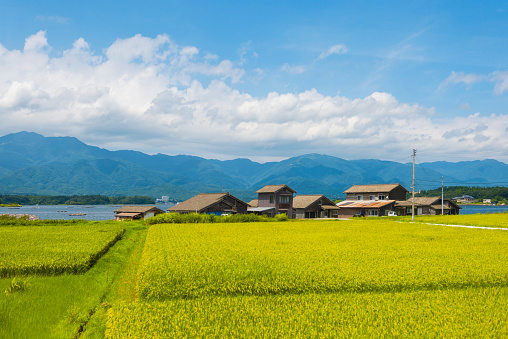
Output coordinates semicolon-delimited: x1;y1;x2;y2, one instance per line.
1;32;507;162
438;71;485;90
439;70;508;95
317;44;348;60
281;63;306;74
490;70;508;95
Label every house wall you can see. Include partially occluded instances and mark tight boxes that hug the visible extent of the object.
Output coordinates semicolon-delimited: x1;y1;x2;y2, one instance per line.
294;208;306;219
222;195;248;214
202;201;233;215
258;188;294;218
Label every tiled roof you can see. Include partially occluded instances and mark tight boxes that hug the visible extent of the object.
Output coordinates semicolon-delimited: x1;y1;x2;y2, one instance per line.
256;184;297;194
168;193;247;212
293;195;336;209
343;183;408;194
396;197;441;206
114;206;164;214
336;200;396;209
248;199;258;207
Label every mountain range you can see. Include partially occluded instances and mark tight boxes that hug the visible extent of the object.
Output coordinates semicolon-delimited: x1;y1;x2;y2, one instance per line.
1;131;507;201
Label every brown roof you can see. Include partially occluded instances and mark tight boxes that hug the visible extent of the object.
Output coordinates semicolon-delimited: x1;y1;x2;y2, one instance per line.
293;195;336;209
168;193;247;212
256;184;297;194
336;200;396;209
248;199;258;207
343;183;408;194
396;197;461;209
115;212;143;217
396;197;440;207
114;206;164;214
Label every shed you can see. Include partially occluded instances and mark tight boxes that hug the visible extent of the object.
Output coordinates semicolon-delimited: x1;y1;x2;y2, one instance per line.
114;206;165;221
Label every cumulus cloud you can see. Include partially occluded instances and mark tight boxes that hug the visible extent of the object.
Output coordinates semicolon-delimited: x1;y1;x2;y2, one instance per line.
1;32;507;162
317;44;348;60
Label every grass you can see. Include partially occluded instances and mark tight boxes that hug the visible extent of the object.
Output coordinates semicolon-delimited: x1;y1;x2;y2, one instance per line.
0;221;148;339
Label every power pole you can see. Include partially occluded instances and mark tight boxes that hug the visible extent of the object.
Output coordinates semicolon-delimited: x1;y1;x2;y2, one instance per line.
412;149;416;221
441;176;444;215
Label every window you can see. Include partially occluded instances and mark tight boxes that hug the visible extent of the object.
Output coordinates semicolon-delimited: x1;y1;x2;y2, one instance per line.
378;195;385;200
269;195;274;203
369;195;375;200
279;195;290;204
318;199;322;205
357;195;363;200
368;210;378;216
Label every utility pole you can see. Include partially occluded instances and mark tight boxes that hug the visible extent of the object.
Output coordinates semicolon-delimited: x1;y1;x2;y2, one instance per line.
441;176;444;215
412;149;416;221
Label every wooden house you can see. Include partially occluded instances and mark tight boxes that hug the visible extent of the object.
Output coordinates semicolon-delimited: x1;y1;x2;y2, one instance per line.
249;184;296;218
343;183;408;201
395;197;461;216
336;200;397;218
168;192;249;215
114;206;165;221
293;195;339;219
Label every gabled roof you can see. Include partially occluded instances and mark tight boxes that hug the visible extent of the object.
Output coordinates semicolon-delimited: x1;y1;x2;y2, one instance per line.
248;199;258;207
256;184;297;194
398;197;441;206
396;197;461;209
293;195;335;209
114;206;164;214
168;193;247;212
336;200;396;209
343;183;408;194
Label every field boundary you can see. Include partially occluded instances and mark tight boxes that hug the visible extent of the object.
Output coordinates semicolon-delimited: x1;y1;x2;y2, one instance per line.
404;221;508;231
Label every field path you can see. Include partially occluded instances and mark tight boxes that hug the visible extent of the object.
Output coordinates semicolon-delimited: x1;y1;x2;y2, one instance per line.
404;221;508;231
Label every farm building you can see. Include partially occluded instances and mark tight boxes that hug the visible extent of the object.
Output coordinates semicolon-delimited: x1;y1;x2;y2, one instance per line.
168;192;249;215
336;200;397;217
249;184;296;218
292;195;339;219
395;197;461;215
114;206;165;221
343;183;408;201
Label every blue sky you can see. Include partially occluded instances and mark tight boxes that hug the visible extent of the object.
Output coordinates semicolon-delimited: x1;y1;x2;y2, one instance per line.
1;1;508;163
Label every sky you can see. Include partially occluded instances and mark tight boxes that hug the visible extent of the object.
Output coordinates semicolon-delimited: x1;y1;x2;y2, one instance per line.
1;1;508;164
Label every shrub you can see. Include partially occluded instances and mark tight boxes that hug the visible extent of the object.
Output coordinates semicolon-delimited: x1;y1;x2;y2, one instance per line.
145;213;287;225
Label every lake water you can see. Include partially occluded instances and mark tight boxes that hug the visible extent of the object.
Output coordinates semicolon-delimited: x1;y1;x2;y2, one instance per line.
459;204;508;215
0;204;175;221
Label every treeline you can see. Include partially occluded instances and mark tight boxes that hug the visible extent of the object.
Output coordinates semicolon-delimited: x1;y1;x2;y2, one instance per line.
0;194;155;205
417;186;508;202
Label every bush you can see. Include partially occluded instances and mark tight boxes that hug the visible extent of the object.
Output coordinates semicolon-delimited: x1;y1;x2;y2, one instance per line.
145;213;288;225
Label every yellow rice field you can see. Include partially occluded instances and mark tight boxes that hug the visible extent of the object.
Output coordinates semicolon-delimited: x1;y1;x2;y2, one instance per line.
105;218;508;337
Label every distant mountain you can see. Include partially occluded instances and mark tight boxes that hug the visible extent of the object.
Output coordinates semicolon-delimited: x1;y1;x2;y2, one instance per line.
0;131;507;201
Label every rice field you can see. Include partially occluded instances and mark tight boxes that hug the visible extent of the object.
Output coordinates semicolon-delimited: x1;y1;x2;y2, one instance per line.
104;218;508;337
137;220;508;299
106;287;508;338
0;222;125;277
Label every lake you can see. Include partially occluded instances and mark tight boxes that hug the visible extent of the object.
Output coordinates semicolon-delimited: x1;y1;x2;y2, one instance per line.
459;204;508;214
0;204;175;221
